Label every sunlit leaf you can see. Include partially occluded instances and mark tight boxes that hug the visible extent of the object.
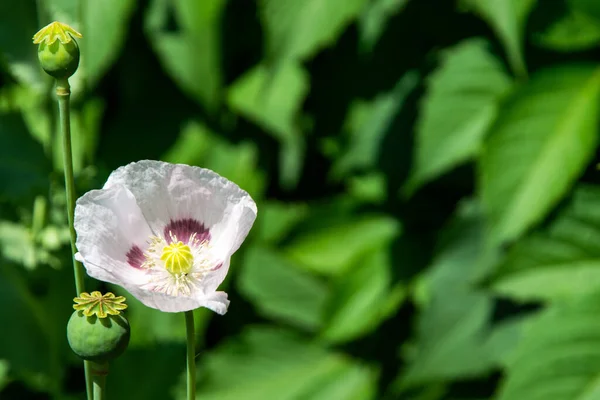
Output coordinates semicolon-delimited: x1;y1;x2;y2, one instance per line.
333;71;419;179
460;0;537;77
358;0;409;52
182;326;377;400
145;0;224;111
497;291;600;400
492;185;600;301
400;203;498;387
254;201;309;244
260;0;368;61
405;39;512;194
285;215;401;276
228;62;309;188
238;246;330;331
480;65;600;245
534;9;600;52
321;247;405;344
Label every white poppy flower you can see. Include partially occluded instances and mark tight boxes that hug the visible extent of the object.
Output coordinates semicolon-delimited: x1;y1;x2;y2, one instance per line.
74;160;257;314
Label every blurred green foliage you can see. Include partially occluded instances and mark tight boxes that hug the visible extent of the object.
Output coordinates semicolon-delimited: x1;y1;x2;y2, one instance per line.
3;0;600;399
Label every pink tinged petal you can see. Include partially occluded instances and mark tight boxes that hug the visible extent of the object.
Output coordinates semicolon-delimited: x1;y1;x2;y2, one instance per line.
126;245;145;269
164;218;210;245
103;161;257;253
74;184;152;286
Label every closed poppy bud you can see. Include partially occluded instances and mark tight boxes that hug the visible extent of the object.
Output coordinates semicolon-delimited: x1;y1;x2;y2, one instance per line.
33;21;82;79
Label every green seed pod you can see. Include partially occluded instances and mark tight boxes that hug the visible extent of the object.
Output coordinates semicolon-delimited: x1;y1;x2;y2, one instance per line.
66;292;130;363
37;39;80;79
67;312;130;362
33;21;82;79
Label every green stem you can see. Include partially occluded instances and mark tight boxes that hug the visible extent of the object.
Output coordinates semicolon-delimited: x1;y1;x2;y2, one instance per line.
90;362;108;400
56;77;92;400
185;311;196;400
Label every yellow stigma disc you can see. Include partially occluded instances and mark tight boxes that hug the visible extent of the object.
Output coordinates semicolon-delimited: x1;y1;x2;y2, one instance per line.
161;241;194;274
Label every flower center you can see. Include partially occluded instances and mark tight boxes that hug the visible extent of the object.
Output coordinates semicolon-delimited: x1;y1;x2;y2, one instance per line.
160;241;194;274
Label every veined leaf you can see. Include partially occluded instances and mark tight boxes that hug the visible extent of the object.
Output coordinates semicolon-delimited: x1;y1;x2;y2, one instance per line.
460;0;537;77
284;215;400;276
238;246;330;331
400;202;498;387
187;327;376;400
480;65;600;246
260;0;368;61
493;185;600;301
145;0;224;111
321;247;406;344
497;291;600;400
405;39;512;194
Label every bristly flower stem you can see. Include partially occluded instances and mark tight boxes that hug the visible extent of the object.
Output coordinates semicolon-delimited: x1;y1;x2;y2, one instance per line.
185;310;197;400
56;77;93;400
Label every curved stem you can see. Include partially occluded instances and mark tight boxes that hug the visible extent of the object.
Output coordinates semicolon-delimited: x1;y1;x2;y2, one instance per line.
185;311;196;400
90;362;108;400
56;78;92;400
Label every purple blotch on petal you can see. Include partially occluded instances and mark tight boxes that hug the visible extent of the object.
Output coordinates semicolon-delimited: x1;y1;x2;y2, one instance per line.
126;245;145;268
164;218;210;245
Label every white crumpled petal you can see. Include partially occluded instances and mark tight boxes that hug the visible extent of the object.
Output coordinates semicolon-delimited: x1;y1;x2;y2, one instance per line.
74;160;257;314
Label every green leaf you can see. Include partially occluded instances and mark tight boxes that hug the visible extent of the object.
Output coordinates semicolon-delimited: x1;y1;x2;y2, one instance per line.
0;0;46;89
145;0;224;111
321;247;406;344
571;0;600;21
492;185;600;301
0;267;58;394
0;112;50;200
284;215;401;276
405;39;512;194
260;0;369;61
496;291;600;400
228;62;309;189
238;246;329;331
45;0;136;88
254;201;309;244
188;326;377;400
163;121;267;199
480;65;600;246
333;71;419;179
401;203;498;387
358;0;409;52
460;0;537;77
534;10;600;52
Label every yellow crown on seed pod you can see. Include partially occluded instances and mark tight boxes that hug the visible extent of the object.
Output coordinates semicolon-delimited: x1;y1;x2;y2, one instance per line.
73;291;128;318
